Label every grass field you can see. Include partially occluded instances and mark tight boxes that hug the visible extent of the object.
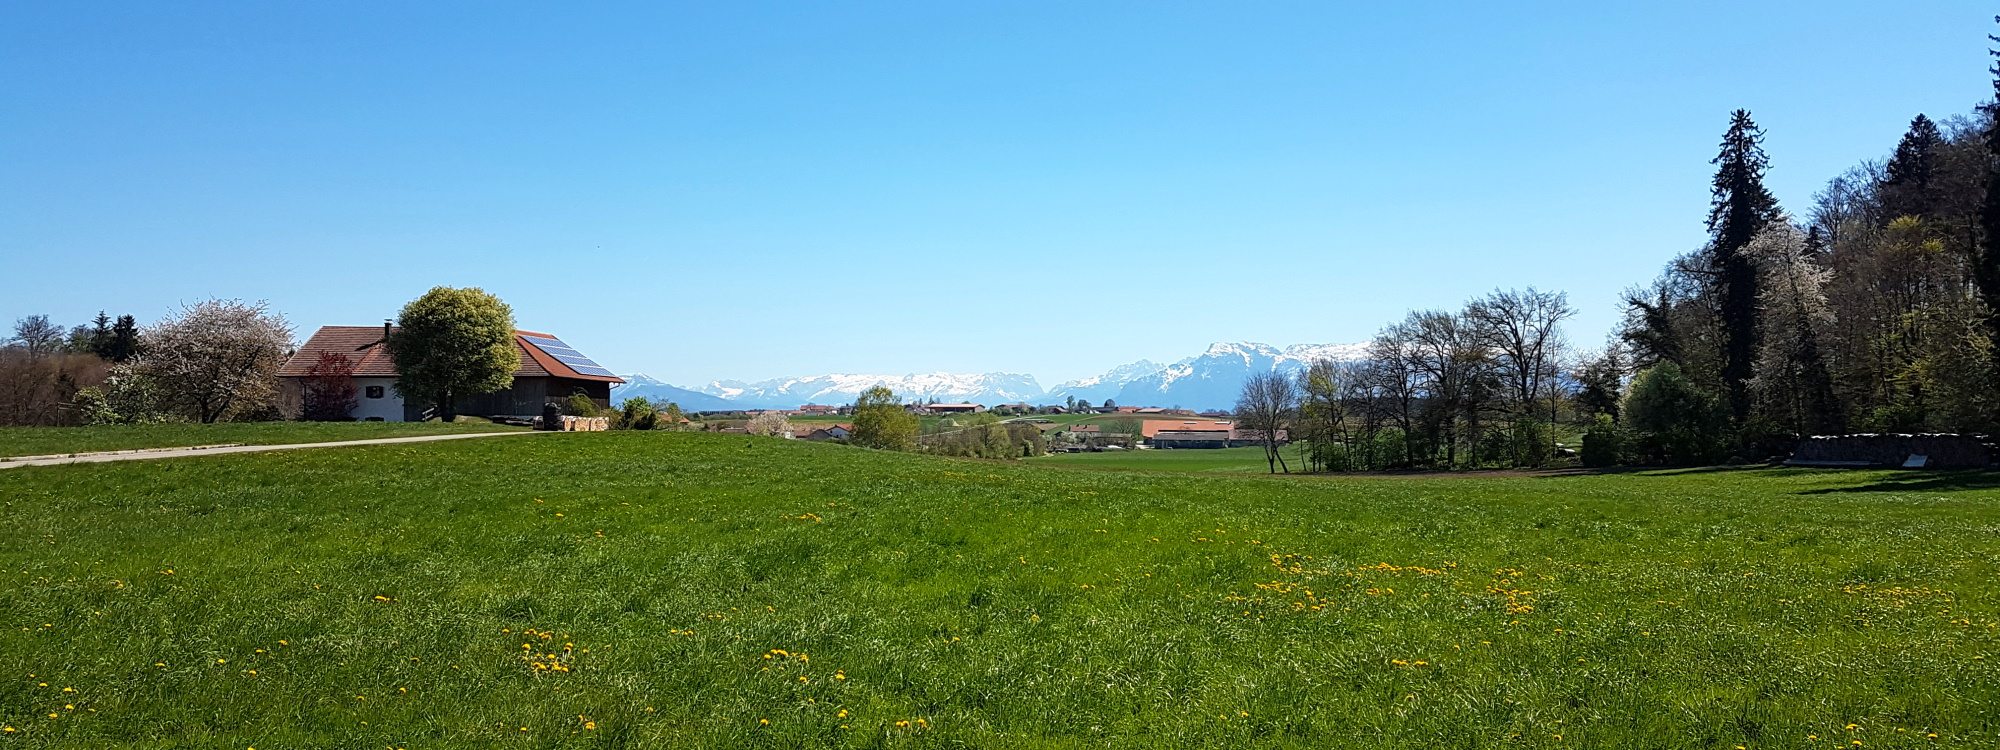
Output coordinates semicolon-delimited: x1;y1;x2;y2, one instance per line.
1;431;1997;747
0;421;526;458
1029;446;1287;473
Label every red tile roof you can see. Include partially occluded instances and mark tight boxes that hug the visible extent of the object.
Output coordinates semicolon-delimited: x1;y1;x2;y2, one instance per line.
278;326;622;383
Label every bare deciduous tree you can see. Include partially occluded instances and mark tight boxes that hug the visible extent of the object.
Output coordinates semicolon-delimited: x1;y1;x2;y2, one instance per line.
10;316;67;356
1235;371;1296;474
137;300;293;423
1468;287;1576;464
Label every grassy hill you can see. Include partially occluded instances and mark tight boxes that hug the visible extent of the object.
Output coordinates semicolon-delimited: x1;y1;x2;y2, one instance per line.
1;431;1995;747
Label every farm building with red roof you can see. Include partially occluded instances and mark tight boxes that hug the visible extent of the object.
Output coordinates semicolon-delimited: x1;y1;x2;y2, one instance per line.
278;324;623;422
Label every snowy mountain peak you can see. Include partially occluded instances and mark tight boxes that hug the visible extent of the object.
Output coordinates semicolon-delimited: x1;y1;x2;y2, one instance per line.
1199;341;1281;359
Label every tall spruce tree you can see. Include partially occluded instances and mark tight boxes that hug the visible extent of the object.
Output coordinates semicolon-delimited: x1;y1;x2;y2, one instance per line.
1706;110;1782;423
1979;19;2000;362
1882;114;1943;221
106;314;139;363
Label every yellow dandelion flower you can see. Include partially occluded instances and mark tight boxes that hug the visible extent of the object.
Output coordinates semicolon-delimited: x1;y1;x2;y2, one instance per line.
584;721;596;730
759;718;769;725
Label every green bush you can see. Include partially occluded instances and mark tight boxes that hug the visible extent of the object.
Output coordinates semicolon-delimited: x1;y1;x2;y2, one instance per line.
1622;362;1729;465
1581;414;1624;467
618;397;657;430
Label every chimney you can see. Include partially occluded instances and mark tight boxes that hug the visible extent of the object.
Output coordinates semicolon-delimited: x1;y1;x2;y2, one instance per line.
383;319;392;343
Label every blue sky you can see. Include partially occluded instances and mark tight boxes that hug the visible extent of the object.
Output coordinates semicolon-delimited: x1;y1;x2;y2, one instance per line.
2;1;1993;387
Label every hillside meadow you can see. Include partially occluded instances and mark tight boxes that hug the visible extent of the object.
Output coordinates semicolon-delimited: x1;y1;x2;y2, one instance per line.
0;431;1995;748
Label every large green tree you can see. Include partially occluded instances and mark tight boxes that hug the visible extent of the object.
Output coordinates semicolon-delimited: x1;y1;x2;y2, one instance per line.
1706;110;1783;423
387;287;520;422
849;386;919;451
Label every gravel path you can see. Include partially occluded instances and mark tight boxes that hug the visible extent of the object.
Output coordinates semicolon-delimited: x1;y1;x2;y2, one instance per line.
0;430;545;469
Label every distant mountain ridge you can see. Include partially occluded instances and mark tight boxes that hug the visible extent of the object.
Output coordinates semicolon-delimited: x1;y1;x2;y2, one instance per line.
612;342;1364;412
604;374;750;412
1107;342;1368;411
694;372;1044;410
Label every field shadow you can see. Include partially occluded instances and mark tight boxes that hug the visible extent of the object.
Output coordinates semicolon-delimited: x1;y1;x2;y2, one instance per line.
1794;470;2000;495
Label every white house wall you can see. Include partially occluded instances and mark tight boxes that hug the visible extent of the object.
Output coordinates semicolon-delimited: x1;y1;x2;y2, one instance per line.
352;378;405;422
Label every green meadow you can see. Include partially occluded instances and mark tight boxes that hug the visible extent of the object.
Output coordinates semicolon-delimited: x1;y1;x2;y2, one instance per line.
1;430;1996;748
1029;446;1278;473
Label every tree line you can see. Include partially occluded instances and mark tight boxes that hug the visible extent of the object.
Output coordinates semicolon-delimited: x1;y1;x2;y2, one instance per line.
2;302;290;426
1243;18;2000;472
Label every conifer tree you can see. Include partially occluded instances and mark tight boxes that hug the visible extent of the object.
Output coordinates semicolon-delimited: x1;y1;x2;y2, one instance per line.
1705;110;1782;423
1979;18;2000;363
106;315;139;363
1882;114;1943;221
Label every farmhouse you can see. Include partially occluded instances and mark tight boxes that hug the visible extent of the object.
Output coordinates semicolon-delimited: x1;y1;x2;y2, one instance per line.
278;324;623;422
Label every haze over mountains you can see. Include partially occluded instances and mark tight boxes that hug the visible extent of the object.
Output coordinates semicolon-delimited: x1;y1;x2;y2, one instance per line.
613;342;1365;412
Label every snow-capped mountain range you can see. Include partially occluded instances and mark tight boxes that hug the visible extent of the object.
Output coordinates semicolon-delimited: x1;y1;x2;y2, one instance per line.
612;342;1366;412
699;372;1045;410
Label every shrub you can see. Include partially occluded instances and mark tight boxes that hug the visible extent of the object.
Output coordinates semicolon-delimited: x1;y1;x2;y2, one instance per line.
301;352;358;422
0;350;108;426
1622;362;1729;465
1581;414;1624;467
618;397;658;430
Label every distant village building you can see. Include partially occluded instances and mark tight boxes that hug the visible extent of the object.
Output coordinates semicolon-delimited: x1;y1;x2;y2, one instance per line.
788;423;853;441
1151;430;1232;449
278;325;623;422
797;404;841;416
1140;420;1235;438
926;403;986;414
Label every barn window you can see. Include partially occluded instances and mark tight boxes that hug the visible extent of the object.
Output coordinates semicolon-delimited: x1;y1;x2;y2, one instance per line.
365;386;385;399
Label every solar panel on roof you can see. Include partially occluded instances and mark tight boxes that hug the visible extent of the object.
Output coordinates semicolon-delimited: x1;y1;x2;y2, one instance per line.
522;335;615;378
